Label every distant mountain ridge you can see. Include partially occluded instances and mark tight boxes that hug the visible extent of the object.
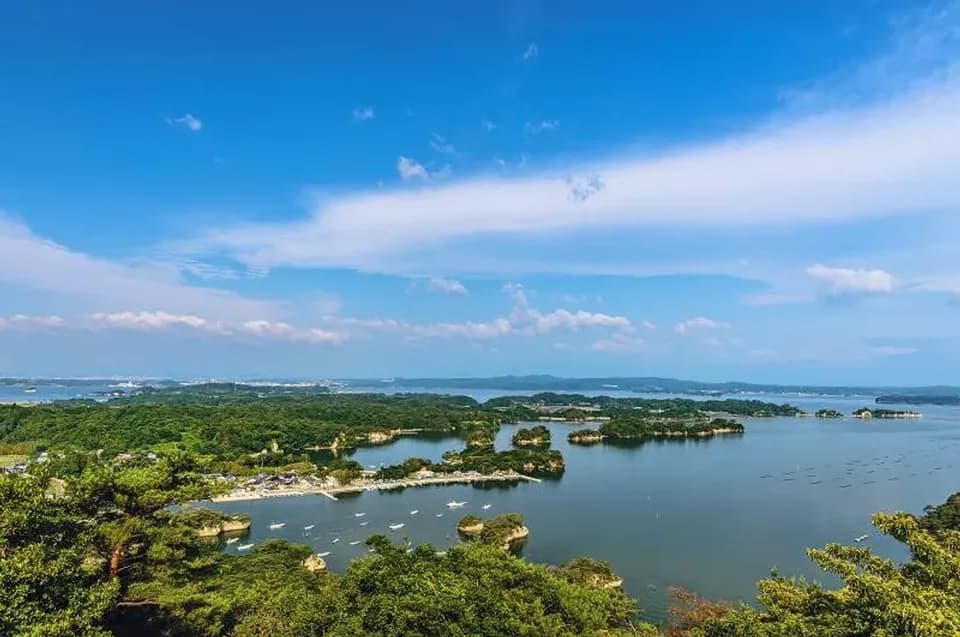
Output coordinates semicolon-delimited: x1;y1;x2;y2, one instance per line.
344;375;960;397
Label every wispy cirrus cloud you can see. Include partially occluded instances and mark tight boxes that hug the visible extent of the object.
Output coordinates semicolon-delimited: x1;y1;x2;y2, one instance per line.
807;264;897;297
0;314;64;330
175;59;960;281
430;134;456;155
742;292;814;306
524;119;559;134
0;216;276;321
238;320;344;344
91;310;216;331
352;106;375;121
165;113;202;131
427;276;468;295
589;333;646;353
674;316;729;335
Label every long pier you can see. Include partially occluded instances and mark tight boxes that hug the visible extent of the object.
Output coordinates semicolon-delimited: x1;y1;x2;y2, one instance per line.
211;472;539;503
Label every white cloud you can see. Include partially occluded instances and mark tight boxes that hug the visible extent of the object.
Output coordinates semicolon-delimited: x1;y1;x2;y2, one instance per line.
166;114;202;132
674;316;729;335
806;264;897;297
0;314;64;330
239;320;344;344
430;134;456;155
84;311;346;344
352;106;375;121
319;283;631;343
565;175;605;202
427;276;468;295
640;320;657;331
91;310;215;331
396;156;430;181
522;43;539;60
504;283;631;334
524;119;559;134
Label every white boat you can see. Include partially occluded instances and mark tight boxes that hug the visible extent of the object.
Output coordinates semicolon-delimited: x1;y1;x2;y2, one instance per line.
304;524;315;531
410;509;419;515
317;551;331;557
855;534;869;543
349;540;362;545
481;504;492;510
225;537;240;544
435;513;444;517
360;521;369;526
446;501;467;508
269;522;285;530
389;523;405;530
331;538;340;544
355;512;366;517
237;543;254;550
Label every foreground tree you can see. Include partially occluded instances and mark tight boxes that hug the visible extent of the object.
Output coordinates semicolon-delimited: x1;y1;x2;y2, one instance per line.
693;511;960;636
1;455;655;636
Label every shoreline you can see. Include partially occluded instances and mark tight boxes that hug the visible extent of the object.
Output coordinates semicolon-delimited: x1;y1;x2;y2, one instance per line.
210;471;541;503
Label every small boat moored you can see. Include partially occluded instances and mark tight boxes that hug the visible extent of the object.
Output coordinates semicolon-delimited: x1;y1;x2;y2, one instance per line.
269;522;286;530
389;523;405;530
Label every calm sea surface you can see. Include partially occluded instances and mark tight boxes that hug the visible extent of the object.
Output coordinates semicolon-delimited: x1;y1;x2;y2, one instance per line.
193;389;960;623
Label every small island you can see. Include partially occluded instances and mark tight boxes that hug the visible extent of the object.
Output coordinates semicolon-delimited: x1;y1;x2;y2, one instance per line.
852;407;922;419
184;509;252;539
815;409;844;418
511;425;551;447
567;428;605;444
456;514;484;536
568;415;744;444
558;557;624;590
458;512;530;551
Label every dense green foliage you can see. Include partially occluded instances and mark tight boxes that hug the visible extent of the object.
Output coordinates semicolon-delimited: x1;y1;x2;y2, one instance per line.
0;394;504;462
599;416;743;440
877;394;960;406
815;409;844;418
0;457;648;637
919;492;960;533
484;393;801;417
690;494;960;637
442;446;565;475
478;512;527;548
852;407;920;418
373;456;432;480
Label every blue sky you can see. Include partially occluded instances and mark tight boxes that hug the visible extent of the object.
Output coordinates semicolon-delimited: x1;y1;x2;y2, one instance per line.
1;1;959;384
